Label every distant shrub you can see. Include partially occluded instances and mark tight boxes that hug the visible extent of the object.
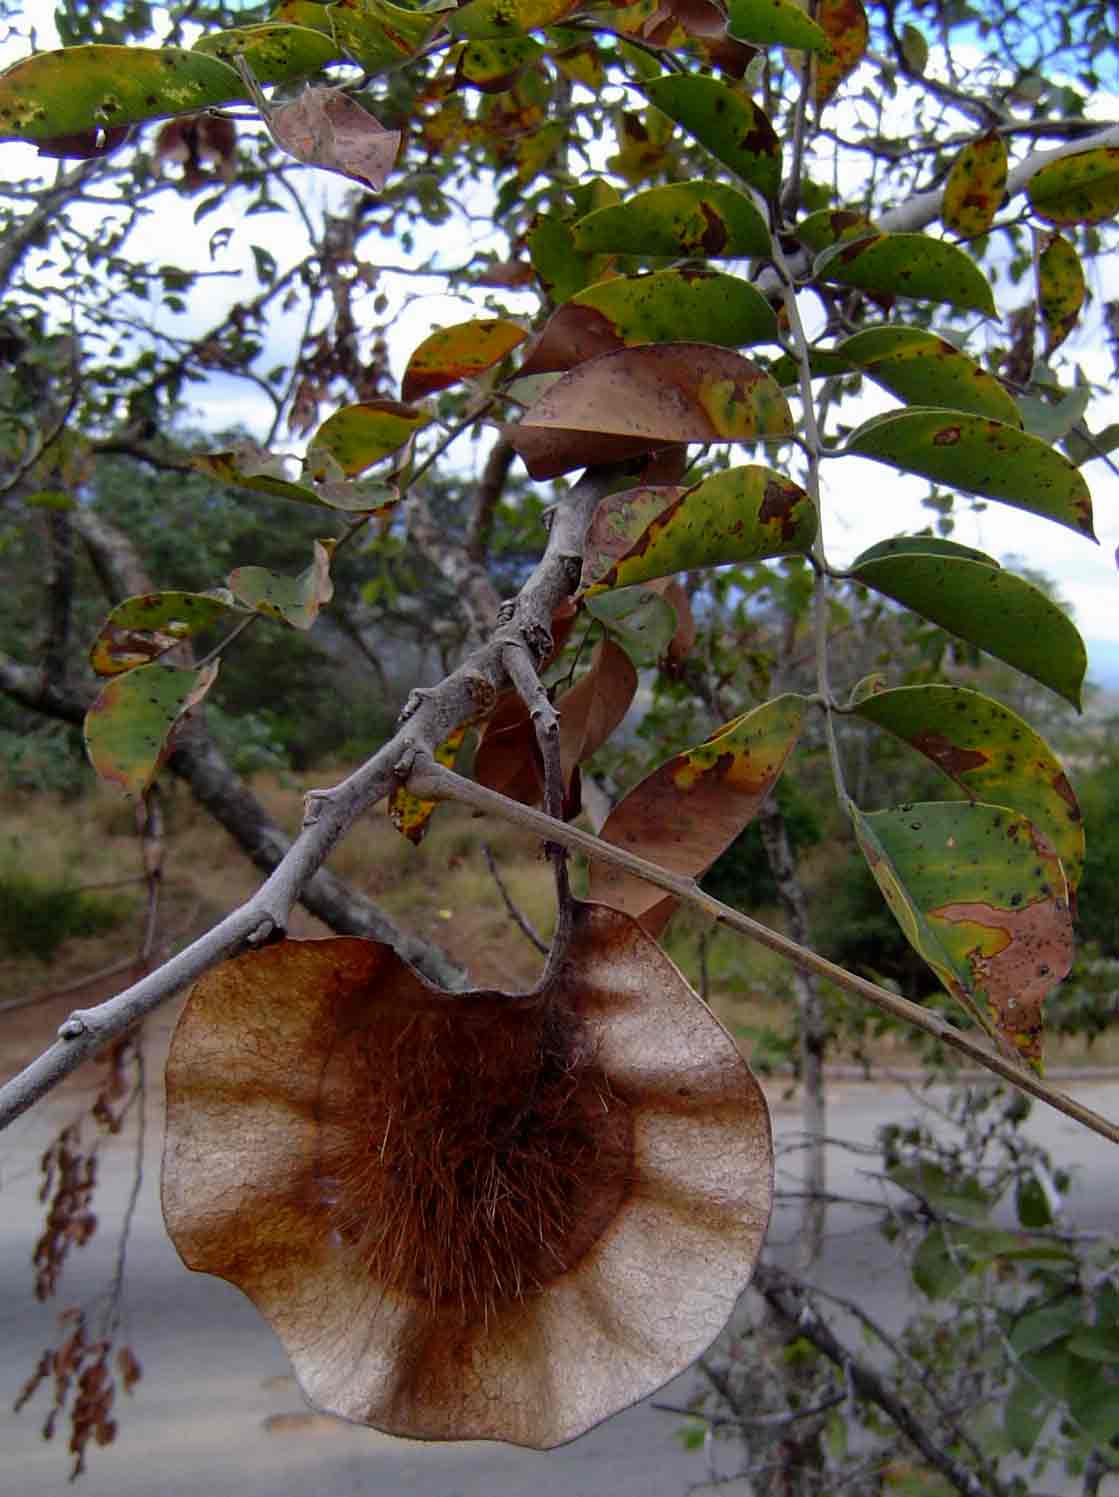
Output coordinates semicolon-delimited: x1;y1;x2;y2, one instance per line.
0;873;129;962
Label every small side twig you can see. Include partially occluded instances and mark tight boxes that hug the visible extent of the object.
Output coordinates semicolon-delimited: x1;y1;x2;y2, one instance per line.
480;842;548;955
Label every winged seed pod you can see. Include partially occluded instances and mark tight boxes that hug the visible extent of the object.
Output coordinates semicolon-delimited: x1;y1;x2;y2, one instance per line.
161;901;773;1447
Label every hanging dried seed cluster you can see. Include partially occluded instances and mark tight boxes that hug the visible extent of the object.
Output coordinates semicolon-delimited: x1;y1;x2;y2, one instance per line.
162;901;773;1448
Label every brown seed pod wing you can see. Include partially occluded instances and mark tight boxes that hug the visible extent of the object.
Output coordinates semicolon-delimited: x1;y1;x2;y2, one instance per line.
162;906;772;1448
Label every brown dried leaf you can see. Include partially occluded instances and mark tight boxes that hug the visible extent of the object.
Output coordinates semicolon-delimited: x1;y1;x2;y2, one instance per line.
162;908;773;1447
267;86;401;192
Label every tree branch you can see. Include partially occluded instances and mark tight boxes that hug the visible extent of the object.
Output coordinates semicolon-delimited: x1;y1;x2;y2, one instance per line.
401;761;1119;1147
0;466;620;1130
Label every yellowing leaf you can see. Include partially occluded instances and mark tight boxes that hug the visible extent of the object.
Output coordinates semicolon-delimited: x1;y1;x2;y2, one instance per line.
726;0;828;51
589;694;806;932
389;729;465;844
448;0;580;38
227;539;335;629
1028;146;1119;227
942;132;1008;237
853;685;1084;894
309;401;432;474
193;23;339;82
837;327;1022;427
90;591;239;676
84;662;219;797
853;802;1073;1070
0;44;241;140
813;0;868;107
1038;232;1086;354
402;320;527;401
582;466;817;591
520;270;778;377
328;0;439;72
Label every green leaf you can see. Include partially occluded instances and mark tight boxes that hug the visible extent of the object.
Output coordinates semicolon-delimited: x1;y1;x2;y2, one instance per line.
448;0;577;38
194;445;398;512
529;211;613;301
850;535;998;568
1027;146;1119;227
84;662;219;797
1010;1299;1083;1356
1016;386;1092;445
900;22;928;74
521;270;779;377
852;685;1084;892
846;408;1095;539
0;45;242;140
327;0;440;72
401;320;527;401
852;801;1073;1068
797;207;878;253
912;1225;968;1299
193;22;339;81
1015;1172;1054;1229
642;76;782;200
726;0;828;52
227;539;335;629
837;327;1022;427
90;590;240;676
1038;232;1086;354
584;585;678;667
589;694;807;930
573;180;771;259
1005;1372;1049;1457
850;548;1087;707
1067;1326;1119;1363
297;402;431;478
583;466;817;591
942;131;1008;237
817;233;997;316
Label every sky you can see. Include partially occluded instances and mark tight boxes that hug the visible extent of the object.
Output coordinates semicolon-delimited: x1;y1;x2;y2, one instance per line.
3;2;1119;684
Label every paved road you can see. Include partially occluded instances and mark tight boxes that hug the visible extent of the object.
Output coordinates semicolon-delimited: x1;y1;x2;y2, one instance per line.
2;1075;1117;1496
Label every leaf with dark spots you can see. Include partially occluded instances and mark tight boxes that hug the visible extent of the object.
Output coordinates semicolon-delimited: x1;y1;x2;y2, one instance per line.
853;685;1085;894
942;132;1008;237
36;124;130;158
582;486;685;588
836;327;1022;427
573;181;770;260
589;695;806;932
643;76;781;199
0;45;244;142
583;466;816;594
849;551;1087;708
813;0;868;106
1027;146;1119;226
84;662;219;797
90;590;240;675
817;232;996;315
853;801;1072;1070
518;270;778;378
847;408;1095;538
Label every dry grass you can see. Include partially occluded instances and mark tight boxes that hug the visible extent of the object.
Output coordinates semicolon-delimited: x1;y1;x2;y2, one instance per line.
2;771;1117;1073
